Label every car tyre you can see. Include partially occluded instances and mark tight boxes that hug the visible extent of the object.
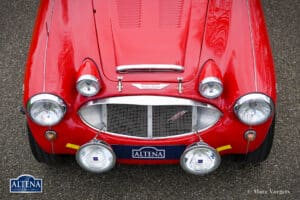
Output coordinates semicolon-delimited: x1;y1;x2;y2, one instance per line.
245;117;276;163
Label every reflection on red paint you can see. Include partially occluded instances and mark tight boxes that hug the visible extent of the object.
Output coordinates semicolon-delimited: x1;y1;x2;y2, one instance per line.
206;0;232;55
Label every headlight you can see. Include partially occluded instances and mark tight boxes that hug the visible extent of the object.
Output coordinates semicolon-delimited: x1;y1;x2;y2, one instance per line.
76;75;100;97
234;93;274;125
180;142;221;175
76;140;116;173
27;94;66;126
199;77;223;99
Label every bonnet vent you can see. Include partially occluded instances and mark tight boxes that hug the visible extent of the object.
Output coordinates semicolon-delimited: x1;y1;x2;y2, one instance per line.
115;0;184;29
116;0;142;28
159;0;184;28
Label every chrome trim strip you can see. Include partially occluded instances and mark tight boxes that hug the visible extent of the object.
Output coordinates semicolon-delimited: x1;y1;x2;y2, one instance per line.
82;95;216;108
246;0;258;91
192;106;197;130
98;129;210;140
147;105;153;138
43;0;56;92
76;74;99;83
116;64;184;73
43;30;49;92
132;83;169;90
101;104;107;131
201;77;222;85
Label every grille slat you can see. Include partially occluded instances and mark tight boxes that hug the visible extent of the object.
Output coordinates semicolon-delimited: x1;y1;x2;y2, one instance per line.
106;105;192;138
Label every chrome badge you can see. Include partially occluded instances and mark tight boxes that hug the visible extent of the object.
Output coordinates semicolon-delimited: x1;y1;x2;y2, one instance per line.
132;147;166;159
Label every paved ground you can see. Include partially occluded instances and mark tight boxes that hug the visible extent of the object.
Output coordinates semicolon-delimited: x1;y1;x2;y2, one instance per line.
0;0;299;199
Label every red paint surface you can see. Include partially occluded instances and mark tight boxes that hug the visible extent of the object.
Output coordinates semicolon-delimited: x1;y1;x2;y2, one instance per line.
24;0;276;164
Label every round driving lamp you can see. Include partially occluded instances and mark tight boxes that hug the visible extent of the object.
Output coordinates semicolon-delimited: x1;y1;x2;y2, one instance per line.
180;142;221;175
76;140;116;173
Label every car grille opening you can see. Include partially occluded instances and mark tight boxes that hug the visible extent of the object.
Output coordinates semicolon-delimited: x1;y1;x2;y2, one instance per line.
107;104;148;137
152;106;192;137
78;96;221;139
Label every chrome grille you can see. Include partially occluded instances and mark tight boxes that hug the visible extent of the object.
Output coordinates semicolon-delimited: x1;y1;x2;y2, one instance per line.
106;105;192;138
78;96;222;139
152;106;192;137
107;104;147;137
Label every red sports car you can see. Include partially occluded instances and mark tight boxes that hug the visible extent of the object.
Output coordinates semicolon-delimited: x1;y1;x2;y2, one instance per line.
23;0;276;175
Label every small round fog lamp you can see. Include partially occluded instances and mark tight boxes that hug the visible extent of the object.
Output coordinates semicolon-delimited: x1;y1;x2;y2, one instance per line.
180;142;221;175
76;140;116;173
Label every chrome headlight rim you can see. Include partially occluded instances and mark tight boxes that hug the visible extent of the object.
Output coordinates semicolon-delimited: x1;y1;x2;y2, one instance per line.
199;77;223;99
76;74;100;97
27;93;66;126
180;142;221;175
234;93;274;126
76;140;116;173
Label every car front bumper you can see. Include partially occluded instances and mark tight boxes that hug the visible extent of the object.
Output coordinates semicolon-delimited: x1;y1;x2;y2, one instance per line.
26;110;274;165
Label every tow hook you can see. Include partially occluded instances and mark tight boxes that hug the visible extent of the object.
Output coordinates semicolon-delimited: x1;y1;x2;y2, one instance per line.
20;106;26;115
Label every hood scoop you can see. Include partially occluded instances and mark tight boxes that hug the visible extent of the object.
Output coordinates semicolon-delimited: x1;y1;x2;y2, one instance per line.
93;0;209;82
